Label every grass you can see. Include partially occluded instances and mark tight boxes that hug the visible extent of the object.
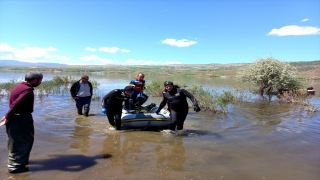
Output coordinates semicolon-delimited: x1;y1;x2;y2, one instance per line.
0;75;100;99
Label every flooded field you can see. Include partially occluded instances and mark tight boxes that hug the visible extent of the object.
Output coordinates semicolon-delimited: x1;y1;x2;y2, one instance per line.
0;72;319;180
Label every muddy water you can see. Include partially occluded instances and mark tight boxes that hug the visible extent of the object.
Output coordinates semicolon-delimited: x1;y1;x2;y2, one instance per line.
0;73;319;180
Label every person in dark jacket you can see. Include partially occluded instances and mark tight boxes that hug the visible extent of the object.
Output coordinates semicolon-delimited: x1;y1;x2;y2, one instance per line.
101;86;133;130
70;75;93;117
0;71;43;174
155;81;200;131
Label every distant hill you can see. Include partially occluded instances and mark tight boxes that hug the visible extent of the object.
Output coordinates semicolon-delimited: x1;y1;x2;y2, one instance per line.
0;60;67;66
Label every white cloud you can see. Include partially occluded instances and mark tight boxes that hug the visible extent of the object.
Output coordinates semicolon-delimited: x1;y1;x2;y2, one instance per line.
121;49;130;53
54;55;71;61
86;46;130;53
0;43;15;52
98;47;120;53
301;18;309;22
78;55;117;64
78;55;101;61
268;25;320;36
85;47;97;52
0;54;14;59
162;38;197;47
125;59;181;65
0;43;60;62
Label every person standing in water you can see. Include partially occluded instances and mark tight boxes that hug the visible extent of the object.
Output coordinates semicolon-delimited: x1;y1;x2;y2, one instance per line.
0;71;43;174
70;75;93;117
156;81;200;130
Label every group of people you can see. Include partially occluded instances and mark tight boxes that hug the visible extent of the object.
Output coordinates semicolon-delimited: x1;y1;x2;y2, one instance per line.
100;73;201;131
69;73;146;119
0;71;200;174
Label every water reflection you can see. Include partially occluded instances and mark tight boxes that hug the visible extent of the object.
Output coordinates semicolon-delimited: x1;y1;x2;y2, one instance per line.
155;135;186;172
230;101;297;135
100;131;187;176
101;133;135;174
69;116;93;152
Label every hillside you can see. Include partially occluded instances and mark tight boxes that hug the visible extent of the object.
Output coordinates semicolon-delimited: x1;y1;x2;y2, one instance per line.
0;60;66;67
0;60;319;79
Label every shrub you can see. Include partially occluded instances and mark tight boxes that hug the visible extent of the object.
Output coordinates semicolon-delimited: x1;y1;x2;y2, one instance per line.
237;56;304;98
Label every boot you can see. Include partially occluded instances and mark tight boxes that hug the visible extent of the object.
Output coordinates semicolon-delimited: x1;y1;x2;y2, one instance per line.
77;109;83;115
115;120;121;130
84;108;90;117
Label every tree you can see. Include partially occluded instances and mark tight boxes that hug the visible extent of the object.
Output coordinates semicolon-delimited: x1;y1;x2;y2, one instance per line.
237;57;303;97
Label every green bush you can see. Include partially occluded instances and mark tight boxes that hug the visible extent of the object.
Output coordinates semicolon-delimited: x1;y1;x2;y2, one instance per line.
237;56;304;97
144;80;163;97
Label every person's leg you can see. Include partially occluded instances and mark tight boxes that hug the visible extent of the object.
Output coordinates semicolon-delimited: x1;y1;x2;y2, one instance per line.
106;110;116;127
6;114;34;173
176;110;188;130
83;96;92;117
129;90;139;110
75;97;84;115
169;110;179;130
114;109;123;130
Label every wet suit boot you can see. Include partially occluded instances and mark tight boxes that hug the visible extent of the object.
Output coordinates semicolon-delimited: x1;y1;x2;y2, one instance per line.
115;120;121;130
84;108;90;117
77;109;83;115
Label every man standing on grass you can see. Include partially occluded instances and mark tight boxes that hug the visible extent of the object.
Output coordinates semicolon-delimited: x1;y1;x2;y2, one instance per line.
0;71;43;174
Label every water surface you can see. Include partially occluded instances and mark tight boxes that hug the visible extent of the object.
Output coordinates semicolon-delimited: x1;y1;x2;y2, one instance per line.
0;72;319;180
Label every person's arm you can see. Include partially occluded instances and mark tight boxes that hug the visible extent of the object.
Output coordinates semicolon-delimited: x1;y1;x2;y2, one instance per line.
130;79;139;85
70;82;77;99
0;116;8;126
156;93;168;114
89;81;93;97
140;80;145;92
181;89;200;112
124;99;129;110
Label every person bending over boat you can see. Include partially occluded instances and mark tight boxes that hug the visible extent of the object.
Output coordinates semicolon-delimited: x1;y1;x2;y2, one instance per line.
155;81;200;131
101;86;133;130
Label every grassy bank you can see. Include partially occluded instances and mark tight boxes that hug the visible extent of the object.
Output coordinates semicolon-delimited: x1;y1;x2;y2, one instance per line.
1;60;319;79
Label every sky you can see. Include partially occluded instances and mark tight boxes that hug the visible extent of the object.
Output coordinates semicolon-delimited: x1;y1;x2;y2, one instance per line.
0;0;319;65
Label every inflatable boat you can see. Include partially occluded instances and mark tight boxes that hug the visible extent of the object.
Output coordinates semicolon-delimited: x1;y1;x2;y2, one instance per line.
121;103;171;129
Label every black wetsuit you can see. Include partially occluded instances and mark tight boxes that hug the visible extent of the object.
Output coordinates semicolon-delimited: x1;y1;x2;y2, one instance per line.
157;88;199;130
102;89;129;130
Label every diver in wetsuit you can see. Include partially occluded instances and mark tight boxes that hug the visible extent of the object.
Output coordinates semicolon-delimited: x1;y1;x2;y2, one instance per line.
101;86;132;130
155;81;200;130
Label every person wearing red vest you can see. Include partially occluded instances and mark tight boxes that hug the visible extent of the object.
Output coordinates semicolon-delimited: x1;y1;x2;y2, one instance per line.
128;73;145;110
